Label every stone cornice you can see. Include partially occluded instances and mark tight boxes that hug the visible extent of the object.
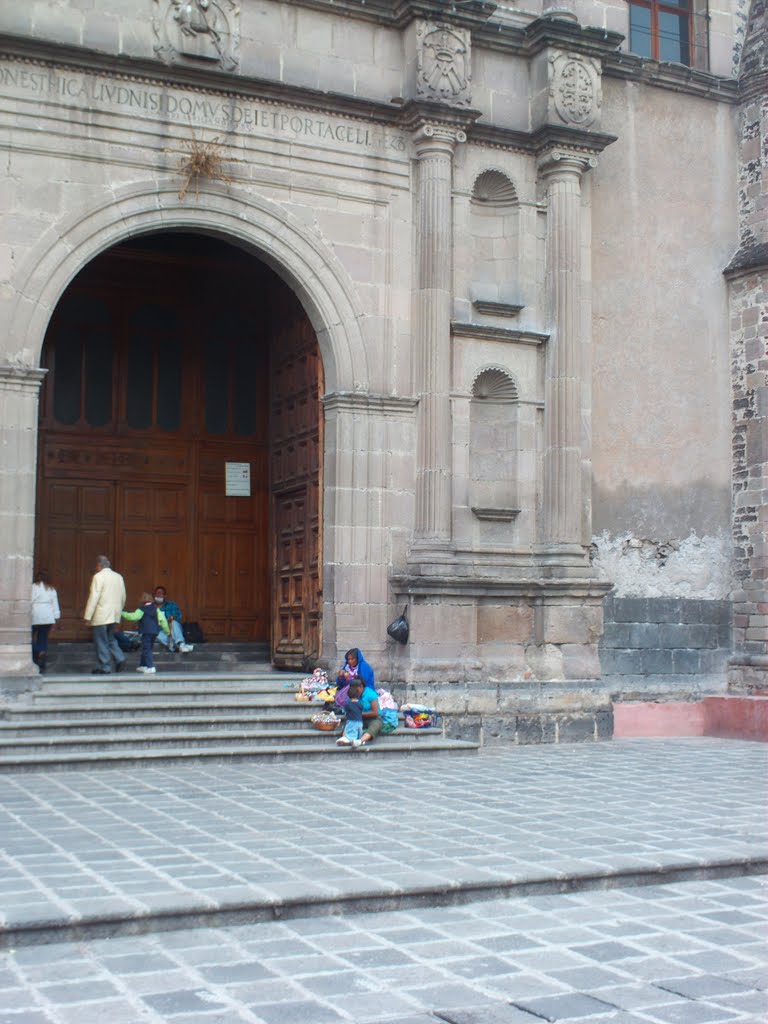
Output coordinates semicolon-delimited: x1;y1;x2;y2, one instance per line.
288;0;499;29
451;323;549;346
323;391;418;416
472;122;618;156
399;99;482;137
391;575;612;599
603;52;740;104
0;32;404;127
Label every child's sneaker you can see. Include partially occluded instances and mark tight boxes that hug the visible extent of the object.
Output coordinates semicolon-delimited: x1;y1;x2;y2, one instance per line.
143;667;156;674
336;737;351;746
179;643;194;653
351;739;362;747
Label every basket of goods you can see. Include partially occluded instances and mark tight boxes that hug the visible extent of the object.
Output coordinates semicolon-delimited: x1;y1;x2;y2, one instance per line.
311;712;341;732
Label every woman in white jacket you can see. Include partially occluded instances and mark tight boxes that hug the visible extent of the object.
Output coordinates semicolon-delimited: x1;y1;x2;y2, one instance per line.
31;570;60;673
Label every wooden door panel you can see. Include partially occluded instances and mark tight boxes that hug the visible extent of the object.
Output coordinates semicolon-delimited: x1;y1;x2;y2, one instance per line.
48;483;78;519
199;534;227;612
122;487;152;521
80;485;114;523
120;531;158;606
270;294;322;667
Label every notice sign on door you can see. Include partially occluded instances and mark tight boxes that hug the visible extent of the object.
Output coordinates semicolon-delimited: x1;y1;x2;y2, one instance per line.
225;462;251;497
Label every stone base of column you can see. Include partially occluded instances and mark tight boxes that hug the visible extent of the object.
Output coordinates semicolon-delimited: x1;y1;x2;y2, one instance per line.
535;543;593;571
0;638;38;681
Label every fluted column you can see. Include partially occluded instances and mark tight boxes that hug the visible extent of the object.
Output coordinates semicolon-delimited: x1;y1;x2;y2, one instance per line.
538;149;595;554
412;124;465;552
0;364;46;676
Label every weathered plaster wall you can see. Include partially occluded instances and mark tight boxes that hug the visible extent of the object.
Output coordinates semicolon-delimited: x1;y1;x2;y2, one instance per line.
590;80;737;568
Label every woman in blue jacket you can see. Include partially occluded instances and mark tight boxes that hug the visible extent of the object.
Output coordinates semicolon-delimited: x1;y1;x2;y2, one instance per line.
335;648;382;745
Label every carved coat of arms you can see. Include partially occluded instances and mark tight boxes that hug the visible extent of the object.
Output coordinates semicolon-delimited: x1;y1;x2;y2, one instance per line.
153;0;240;71
550;53;601;128
416;22;472;107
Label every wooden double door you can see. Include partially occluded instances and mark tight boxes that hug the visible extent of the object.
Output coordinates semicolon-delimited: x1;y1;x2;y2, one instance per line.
35;233;322;665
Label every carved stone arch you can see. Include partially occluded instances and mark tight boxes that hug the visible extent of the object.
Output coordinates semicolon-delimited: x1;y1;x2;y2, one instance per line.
471;169;519;207
471;365;520;402
8;180;369;393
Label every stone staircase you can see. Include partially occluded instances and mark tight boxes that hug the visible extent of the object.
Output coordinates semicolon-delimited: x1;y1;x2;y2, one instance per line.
0;666;479;770
41;640;273;675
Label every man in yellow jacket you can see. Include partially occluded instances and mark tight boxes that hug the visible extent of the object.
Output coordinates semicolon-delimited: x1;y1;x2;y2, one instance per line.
84;555;127;674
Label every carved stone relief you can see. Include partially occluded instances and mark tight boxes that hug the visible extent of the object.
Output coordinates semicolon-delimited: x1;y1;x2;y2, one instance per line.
416;21;472;107
153;0;240;70
550;52;601;128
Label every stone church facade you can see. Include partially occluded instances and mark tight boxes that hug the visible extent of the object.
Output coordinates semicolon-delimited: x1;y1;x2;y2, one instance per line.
0;0;764;737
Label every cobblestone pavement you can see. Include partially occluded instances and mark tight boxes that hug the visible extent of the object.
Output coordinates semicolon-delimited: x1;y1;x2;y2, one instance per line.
1;740;766;940
1;875;766;1023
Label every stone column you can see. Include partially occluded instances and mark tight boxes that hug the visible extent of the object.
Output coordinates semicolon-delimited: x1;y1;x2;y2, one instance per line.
0;364;46;677
412;123;465;554
538;149;595;557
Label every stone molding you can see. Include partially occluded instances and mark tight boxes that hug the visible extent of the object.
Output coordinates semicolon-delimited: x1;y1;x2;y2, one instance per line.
0;39;621;157
391;575;612;599
471;507;521;521
0;364;47;394
451;322;549;346
323;392;418;416
7;182;369;394
603;53;740;104
471;301;524;318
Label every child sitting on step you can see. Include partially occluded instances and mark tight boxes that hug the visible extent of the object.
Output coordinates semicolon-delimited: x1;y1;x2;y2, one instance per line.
122;593;170;674
336;681;364;747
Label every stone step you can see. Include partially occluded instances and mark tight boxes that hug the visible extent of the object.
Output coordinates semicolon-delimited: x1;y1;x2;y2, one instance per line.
29;677;301;695
0;737;478;772
0;725;451;754
0;711;324;734
1;701;330;721
29;693;306;709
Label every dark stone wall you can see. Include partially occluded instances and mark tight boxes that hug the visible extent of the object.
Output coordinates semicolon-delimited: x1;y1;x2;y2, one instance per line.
600;596;731;679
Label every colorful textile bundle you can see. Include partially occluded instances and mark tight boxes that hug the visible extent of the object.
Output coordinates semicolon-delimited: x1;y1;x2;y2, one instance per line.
376;688;399;733
297;668;334;702
401;703;438;729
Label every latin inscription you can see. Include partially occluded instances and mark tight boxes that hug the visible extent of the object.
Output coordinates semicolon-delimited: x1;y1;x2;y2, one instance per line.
0;62;407;153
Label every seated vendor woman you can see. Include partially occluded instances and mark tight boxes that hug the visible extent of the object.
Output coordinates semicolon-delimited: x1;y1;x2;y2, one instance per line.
335;647;381;745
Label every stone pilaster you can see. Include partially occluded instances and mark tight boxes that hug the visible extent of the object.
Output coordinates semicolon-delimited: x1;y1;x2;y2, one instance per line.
411;123;466;555
537;149;596;557
0;364;46;677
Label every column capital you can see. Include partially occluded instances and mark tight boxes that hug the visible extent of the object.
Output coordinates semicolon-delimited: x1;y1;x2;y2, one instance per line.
412;122;468;158
537;147;598;179
0;363;47;395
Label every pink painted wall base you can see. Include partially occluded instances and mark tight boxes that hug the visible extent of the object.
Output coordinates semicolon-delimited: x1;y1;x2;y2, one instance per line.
613;696;768;742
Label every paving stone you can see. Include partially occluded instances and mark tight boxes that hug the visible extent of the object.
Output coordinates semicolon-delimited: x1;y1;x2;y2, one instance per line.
141;987;230;1014
641;1002;742;1023
436;1007;543;1023
656;975;757;1000
511;993;619;1020
37;979;121;1003
247;999;346;1023
0;1012;56;1024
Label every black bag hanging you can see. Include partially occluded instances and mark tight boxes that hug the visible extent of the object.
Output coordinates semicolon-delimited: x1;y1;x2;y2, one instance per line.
386;605;409;645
